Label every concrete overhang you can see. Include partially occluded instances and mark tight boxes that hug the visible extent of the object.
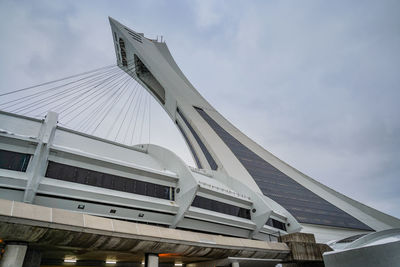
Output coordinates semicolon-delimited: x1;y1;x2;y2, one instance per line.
0;199;290;264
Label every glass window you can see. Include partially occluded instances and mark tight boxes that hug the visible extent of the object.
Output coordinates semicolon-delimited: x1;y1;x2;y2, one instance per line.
191;195;251;219
266;218;287;231
0;149;31;172
45;161;174;201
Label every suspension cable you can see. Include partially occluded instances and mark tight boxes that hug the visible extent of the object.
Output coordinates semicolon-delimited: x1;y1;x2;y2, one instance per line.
0;64;116;97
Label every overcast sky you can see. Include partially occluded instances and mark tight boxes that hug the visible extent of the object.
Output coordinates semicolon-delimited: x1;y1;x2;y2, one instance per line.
0;0;399;219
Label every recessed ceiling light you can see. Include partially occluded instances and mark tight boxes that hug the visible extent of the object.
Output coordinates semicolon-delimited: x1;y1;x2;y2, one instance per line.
106;260;117;264
64;259;77;263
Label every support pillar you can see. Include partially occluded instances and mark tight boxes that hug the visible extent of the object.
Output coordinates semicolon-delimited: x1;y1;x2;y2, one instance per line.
231;262;240;267
0;244;27;267
279;232;332;266
23;111;58;203
22;248;41;267
145;253;159;267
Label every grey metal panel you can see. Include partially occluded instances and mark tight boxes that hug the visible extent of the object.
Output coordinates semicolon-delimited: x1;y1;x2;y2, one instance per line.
194;107;372;231
178;218;251;238
33;194;174;225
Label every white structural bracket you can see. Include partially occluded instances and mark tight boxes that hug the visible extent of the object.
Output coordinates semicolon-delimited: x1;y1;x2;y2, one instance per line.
146;144;198;228
23;111;58;203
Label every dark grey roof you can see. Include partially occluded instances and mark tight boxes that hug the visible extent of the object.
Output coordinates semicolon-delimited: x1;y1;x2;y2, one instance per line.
194;107;372;231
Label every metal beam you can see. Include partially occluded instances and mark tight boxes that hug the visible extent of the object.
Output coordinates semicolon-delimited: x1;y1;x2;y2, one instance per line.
23;111;58;203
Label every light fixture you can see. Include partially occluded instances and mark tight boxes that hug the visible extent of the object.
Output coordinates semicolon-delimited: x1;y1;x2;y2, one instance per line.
175;264;183;266
64;259;77;263
106;260;117;264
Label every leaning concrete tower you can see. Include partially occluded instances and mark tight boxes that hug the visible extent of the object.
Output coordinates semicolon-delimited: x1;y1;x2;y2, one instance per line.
109;17;400;242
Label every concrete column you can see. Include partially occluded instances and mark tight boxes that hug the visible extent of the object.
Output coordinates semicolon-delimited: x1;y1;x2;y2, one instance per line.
231;262;240;267
145;253;159;267
0;244;28;267
22;248;41;267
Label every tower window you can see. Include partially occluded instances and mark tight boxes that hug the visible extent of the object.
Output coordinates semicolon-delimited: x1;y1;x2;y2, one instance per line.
119;38;127;66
